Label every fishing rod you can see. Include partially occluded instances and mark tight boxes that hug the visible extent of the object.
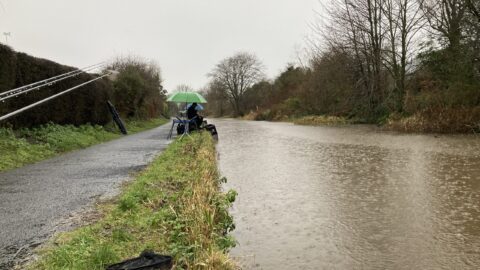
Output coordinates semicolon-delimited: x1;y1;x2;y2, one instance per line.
0;62;106;101
0;72;113;122
0;62;105;96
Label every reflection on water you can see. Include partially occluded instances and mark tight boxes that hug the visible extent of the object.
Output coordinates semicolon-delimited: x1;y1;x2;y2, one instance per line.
212;119;480;270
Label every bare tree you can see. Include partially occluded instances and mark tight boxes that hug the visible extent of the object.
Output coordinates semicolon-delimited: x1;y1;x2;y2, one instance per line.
317;0;387;111
208;52;265;116
463;0;480;75
173;84;194;93
382;0;425;111
203;80;230;116
421;0;468;49
312;0;426;112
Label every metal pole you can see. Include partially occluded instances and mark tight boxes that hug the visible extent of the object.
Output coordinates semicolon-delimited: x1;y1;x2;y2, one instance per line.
0;64;105;102
0;74;109;122
0;62;105;98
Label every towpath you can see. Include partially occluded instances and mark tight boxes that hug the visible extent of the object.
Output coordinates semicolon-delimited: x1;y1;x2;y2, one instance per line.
0;124;170;269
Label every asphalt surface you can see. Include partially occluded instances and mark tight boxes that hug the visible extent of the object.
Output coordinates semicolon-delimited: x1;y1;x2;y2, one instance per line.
0;124;171;269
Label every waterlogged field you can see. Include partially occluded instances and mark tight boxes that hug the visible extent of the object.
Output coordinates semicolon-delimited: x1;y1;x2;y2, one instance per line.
0;118;167;172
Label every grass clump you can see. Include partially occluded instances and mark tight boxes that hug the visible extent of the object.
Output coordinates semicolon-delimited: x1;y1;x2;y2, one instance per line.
0;128;55;172
0;118;167;172
385;107;480;133
293;115;350;126
21;124;120;152
31;132;237;270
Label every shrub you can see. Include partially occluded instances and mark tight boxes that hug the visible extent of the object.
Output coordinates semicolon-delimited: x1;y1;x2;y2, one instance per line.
386;107;480;133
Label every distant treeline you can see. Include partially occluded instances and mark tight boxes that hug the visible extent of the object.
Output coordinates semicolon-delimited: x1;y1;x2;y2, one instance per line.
0;44;167;128
204;0;480;133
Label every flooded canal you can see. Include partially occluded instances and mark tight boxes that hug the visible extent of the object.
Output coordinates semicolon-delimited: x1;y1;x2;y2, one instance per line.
212;119;480;269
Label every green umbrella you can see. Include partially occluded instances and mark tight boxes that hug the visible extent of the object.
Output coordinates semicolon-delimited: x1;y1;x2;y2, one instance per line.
167;92;207;104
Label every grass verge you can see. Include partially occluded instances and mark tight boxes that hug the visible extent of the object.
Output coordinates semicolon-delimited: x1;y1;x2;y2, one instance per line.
0;118;168;173
385;107;480;134
245;108;480;134
242;111;353;126
293;115;350;126
29;132;237;270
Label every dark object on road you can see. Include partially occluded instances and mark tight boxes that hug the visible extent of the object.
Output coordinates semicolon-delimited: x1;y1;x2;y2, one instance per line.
176;122;185;135
174;118;198;136
107;101;128;135
175;120;218;140
205;124;219;140
106;251;172;270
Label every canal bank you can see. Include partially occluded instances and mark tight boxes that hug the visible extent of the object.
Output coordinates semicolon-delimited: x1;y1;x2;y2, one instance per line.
2;129;237;270
213;119;480;269
25;132;236;270
242;112;480;134
1;124;172;269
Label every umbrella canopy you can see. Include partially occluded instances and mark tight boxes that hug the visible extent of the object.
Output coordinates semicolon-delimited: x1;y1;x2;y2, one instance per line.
167;92;207;104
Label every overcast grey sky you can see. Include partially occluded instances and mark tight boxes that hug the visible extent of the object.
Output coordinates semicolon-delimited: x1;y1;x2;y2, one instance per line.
0;0;321;91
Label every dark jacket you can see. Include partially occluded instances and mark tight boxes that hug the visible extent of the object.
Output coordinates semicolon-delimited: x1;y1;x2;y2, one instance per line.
187;105;197;119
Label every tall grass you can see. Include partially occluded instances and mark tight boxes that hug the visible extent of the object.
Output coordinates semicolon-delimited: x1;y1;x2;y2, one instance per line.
30;132;237;270
293;115;350;126
0;128;55;172
20;124;119;152
386;107;480;133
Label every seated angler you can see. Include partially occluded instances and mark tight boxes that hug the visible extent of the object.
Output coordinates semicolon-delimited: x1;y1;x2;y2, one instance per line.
187;102;204;129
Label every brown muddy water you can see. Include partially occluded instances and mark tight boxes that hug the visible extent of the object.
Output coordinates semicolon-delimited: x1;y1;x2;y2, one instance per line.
211;119;480;270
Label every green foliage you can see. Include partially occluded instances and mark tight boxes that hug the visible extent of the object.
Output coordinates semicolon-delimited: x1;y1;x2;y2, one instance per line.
0;118;167;172
0;44;16;91
271;66;306;104
0;128;55;172
32;133;237;270
21;124;118;152
0;44;114;128
417;45;479;88
42;233;120;270
0;46;167;129
397;43;480;132
207;42;480;133
202;1;479;134
110;57;167;120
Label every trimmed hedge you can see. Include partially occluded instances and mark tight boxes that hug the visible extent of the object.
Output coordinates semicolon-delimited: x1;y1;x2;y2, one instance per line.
0;45;166;128
0;44;114;128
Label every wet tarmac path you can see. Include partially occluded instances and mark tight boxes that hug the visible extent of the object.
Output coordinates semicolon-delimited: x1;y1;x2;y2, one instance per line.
0;124;170;269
